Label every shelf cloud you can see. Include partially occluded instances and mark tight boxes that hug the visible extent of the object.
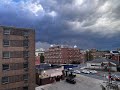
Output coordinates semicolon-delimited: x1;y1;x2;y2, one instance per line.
0;0;120;49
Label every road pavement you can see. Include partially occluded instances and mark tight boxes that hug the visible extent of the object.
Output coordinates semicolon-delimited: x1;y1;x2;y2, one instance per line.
36;74;104;90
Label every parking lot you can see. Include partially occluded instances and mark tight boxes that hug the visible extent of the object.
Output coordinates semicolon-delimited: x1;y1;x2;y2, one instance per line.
36;74;103;90
72;66;120;85
36;65;120;90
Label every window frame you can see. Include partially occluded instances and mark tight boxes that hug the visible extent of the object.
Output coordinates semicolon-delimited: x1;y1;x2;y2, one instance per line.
23;40;29;47
3;52;10;59
23;31;29;36
23;62;28;68
3;29;11;35
23;51;29;57
2;64;10;71
3;40;10;47
23;74;28;81
2;76;9;84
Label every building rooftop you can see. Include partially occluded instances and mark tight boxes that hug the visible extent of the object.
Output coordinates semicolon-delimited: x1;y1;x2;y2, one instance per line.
87;58;119;65
0;26;34;31
36;48;45;52
36;63;62;70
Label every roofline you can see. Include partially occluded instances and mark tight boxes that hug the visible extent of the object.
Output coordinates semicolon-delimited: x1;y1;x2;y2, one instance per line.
0;25;35;31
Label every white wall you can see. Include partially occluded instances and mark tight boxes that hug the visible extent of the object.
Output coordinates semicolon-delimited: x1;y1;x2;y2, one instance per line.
87;63;102;69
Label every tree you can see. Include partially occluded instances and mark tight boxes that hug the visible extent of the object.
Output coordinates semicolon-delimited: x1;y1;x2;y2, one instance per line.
86;51;93;61
40;53;44;63
71;61;80;64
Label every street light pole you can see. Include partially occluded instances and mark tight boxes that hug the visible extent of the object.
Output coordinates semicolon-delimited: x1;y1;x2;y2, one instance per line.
118;54;119;64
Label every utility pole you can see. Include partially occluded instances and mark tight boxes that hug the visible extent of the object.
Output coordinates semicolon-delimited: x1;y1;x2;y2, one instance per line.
105;61;119;90
118;54;120;64
100;60;119;90
106;62;111;90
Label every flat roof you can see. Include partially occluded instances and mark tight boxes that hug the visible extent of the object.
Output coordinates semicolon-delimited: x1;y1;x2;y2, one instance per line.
36;63;62;70
0;26;34;31
87;58;119;65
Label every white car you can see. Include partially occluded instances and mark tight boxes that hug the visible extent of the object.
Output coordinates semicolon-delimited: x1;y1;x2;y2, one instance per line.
82;70;90;74
89;70;97;74
80;67;86;69
68;68;73;70
74;70;81;74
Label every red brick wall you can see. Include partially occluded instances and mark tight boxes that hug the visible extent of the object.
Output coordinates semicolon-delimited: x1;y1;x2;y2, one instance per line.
44;46;84;64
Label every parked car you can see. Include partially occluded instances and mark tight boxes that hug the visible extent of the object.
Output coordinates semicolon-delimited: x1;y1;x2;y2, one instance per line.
69;73;76;78
66;78;76;84
80;67;86;69
73;70;81;74
89;70;97;74
111;74;120;81
68;68;73;70
82;70;90;74
106;74;120;81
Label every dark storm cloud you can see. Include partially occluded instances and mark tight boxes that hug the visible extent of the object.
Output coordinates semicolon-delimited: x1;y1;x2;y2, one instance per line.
0;0;120;49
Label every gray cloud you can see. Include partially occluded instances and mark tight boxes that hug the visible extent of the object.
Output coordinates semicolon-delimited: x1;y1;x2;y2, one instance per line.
0;0;120;49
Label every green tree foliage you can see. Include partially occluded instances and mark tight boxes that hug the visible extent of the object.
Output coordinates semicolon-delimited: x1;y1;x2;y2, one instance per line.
86;51;93;61
40;53;44;63
71;61;80;64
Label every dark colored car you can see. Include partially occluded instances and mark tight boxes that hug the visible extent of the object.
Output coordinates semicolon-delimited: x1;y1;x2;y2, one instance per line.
66;78;76;84
69;73;76;78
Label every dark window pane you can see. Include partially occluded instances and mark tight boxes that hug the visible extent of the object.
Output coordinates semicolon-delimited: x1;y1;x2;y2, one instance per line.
23;51;29;57
23;74;28;81
3;40;10;46
23;62;28;68
4;29;10;35
3;52;10;58
23;40;29;47
23;31;29;36
23;86;28;90
2;77;9;84
2;64;9;70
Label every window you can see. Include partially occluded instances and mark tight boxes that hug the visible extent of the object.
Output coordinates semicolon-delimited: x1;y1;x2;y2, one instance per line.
4;29;10;35
23;51;29;57
23;31;29;36
23;40;29;47
2;64;9;70
23;86;28;90
23;62;28;68
3;40;10;46
2;76;9;84
23;74;28;81
3;52;10;58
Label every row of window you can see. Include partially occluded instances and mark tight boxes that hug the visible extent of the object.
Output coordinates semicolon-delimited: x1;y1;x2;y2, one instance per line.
3;51;29;58
2;74;28;84
4;29;29;36
2;62;28;71
3;40;29;47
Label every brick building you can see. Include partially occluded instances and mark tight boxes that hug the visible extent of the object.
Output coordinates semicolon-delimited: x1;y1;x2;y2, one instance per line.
111;55;120;64
44;45;85;64
89;49;110;60
35;48;45;65
0;26;35;90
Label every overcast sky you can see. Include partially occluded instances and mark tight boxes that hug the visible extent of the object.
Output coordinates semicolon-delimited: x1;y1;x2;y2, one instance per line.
0;0;120;50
